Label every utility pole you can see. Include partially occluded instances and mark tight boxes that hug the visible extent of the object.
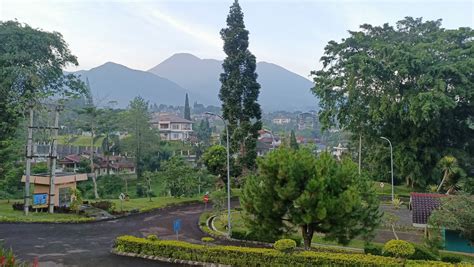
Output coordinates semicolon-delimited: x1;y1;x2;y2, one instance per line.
24;106;34;216
48;105;61;213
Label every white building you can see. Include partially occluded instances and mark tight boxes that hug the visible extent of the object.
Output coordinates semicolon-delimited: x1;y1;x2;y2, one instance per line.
272;117;291;125
151;113;193;141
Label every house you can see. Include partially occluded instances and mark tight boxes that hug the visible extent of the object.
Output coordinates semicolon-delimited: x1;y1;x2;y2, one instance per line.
256;129;281;156
410;193;473;253
151;113;193;141
95;154;136;176
58;154;82;172
21;172;87;208
272;117;291;125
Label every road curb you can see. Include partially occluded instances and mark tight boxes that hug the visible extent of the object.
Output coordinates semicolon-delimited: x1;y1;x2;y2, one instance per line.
111;249;231;267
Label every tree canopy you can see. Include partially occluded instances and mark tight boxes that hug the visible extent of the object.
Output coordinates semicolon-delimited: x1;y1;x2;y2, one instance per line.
311;17;474;188
242;148;381;249
219;0;262;171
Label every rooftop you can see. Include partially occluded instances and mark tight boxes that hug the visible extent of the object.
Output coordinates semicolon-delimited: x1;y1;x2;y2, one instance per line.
151;113;192;124
410;192;445;225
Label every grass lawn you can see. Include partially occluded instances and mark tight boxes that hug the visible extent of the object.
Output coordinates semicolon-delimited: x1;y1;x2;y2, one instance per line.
0;200;92;223
57;135;104;147
214;210;246;233
372;181;415;197
107;196;201;212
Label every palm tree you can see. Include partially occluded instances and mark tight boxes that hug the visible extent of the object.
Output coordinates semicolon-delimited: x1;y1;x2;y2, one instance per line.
436;156;464;194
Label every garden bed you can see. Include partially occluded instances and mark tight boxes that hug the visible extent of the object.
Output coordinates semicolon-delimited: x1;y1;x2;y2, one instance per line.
113;235;466;267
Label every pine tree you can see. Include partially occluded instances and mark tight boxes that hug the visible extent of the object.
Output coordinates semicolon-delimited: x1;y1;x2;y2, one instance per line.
184;93;191;120
290;130;299;150
219;0;262;170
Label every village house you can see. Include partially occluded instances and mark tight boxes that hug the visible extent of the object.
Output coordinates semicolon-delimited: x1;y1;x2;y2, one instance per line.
256;129;281;156
272;117;291;125
150;113;193;141
58;153;135;176
410;193;473;253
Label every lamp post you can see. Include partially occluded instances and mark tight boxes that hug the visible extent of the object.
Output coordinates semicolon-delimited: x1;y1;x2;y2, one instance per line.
264;128;276;150
380;137;394;202
205;112;231;236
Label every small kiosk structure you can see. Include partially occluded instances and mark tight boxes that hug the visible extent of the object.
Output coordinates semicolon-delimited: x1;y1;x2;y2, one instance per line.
21;172;87;208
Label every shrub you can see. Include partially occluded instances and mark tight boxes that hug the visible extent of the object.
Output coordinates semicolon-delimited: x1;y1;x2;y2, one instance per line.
146;235;159;241
408;243;438;261
364;243;383;255
383;240;415;258
201;237;214;243
441;255;462;263
114;235;407;266
274;239;296;253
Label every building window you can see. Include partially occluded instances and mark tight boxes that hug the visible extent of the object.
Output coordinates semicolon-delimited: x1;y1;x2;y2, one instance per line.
160;124;169;129
182;124;191;130
172;133;180;139
172;124;179;130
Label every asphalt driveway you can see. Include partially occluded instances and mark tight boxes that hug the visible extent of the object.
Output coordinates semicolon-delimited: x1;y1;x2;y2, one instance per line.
0;202;209;267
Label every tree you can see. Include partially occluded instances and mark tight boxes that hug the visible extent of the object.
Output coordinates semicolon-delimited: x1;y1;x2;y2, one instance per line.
202;145;238;186
0;21;84;142
122;96;160;178
436;156;466;194
311;17;474;188
219;0;262;171
290;130;299;150
159;156;197;197
196;118;212;146
184;93;191;121
241;148;381;249
429;194;474;246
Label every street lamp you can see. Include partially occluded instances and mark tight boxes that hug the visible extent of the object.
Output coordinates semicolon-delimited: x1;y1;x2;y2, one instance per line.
380;137;394;202
205;112;231;236
263;128;276;150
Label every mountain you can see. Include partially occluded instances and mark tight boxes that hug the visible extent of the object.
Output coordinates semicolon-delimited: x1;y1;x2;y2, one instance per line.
72;62;190;107
148;53;317;111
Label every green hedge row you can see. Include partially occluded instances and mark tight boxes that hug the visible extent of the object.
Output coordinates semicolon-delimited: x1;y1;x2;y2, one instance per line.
115;235;433;266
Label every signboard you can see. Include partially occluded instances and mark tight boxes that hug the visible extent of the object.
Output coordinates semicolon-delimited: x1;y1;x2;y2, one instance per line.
173;219;182;240
119;193;126;200
203;194;209;203
380;182;385;188
33;193;48;208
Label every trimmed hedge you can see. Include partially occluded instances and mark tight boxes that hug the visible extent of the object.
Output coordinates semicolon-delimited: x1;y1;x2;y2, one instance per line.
408;243;438;261
114;235;407;266
441;255;462;263
274;239;296;253
364;243;383;255
383;240;415;258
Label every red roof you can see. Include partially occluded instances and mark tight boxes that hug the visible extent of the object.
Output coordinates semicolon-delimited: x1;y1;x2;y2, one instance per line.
60;154;81;163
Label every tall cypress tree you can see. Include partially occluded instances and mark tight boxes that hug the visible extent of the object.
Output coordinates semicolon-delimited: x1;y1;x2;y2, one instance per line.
184;93;191;120
290;130;299;150
219;0;262;170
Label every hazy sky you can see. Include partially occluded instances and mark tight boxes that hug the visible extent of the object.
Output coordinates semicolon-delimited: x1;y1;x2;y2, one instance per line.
1;0;472;77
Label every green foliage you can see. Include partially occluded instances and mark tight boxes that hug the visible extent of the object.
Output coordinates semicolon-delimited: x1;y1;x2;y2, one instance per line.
98;175;123;198
274;239;297;253
383;240;415;258
210;189;226;213
184;93;191;121
114;235;409;266
202;145;238;185
195;118;212;146
69;188;83;214
441;255;462;263
146;234;159;241
122;96;160;178
241;148;381;249
364;243;383;255
31;162;48;174
392;198;404;209
311;17;474;188
409;243;438;261
428;194;474;245
219;1;262;170
289;130;299;150
159;157;197;197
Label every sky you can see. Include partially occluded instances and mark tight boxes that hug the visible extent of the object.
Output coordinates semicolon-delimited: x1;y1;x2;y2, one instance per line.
1;0;473;77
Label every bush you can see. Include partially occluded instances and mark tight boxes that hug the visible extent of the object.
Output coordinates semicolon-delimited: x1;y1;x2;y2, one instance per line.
408;243;438;261
441;255;462;263
201;237;214;243
114;235;408;266
364;243;383;256
146;235;159;241
274;239;296;253
383;240;415;258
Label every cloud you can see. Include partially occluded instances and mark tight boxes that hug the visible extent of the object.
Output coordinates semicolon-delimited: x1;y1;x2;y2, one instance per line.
131;4;222;49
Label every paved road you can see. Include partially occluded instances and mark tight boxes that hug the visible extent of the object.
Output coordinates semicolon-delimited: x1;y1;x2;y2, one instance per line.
0;202;211;267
